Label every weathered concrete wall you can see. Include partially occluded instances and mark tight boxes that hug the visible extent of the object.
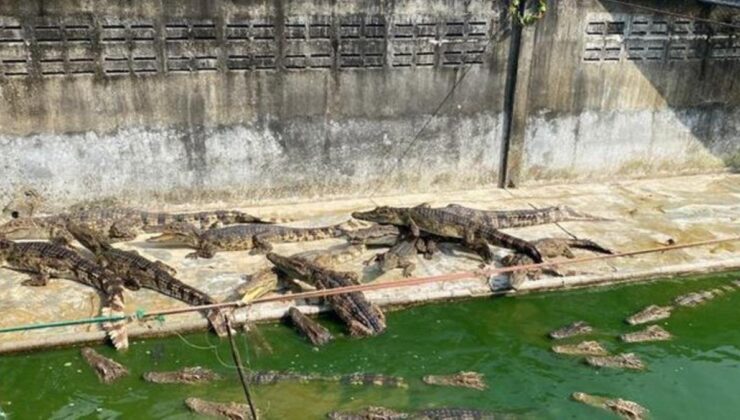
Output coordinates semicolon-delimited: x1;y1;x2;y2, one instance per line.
0;0;510;207
1;0;737;206
505;0;740;186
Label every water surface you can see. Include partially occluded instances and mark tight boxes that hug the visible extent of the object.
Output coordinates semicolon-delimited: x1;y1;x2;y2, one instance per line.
2;271;739;419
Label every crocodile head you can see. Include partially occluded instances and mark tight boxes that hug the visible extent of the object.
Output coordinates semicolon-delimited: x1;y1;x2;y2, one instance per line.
266;252;314;280
66;222;110;254
351;206;406;225
147;222;201;247
2;188;44;219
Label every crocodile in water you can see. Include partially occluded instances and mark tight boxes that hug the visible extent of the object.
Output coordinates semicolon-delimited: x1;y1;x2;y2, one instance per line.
551;341;609;356
0;239;129;349
422;371;487;390
625;305;673;325
549;321;593;340
586;353;645;370
184;397;254;420
620;325;672;343
328;406;498;420
143;367;221;384
288;306;334;346
571;392;648;420
81;347;129;384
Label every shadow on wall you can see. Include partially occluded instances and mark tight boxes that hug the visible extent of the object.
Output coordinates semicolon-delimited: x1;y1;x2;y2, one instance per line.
518;1;739;185
601;1;739;172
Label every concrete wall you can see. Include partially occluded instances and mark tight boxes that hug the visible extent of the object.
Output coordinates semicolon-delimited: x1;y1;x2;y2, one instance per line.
505;0;740;186
0;0;510;207
0;0;737;208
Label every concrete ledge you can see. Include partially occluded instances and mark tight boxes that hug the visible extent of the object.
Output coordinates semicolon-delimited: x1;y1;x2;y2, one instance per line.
0;173;738;354
0;257;737;355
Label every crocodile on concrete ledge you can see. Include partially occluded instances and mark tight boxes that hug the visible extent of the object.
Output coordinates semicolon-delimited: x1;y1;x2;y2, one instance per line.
0;207;272;244
0;238;129;350
67;223;232;337
147;222;348;259
365;236;435;277
266;252;386;337
440;204;612;228
351;205;543;264
502;237;614;289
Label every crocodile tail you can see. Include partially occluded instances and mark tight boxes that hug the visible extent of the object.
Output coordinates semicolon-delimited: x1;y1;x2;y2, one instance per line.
558;206;613;222
101;306;129;351
480;226;543;263
101;278;129;350
565;238;615;255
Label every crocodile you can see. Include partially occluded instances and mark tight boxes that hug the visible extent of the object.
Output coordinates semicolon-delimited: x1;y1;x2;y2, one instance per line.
66;223;231;337
549;321;593;340
341;373;407;388
142;367;221;384
0;239;129;350
551;341;609;356
327;407;498;420
586;353;645;370
267;252;386;337
344;204;610;247
422;371;486;391
327;406;409;420
288;306;334;346
625;305;673;325
502;238;614;289
244;370;333;385
184;397;255;420
571;392;648;420
81;347;129;384
366;236;434;277
0;207;272;244
416;408;498;419
440;204;611;228
2;188;44;219
620;325;672;343
345;224;402;247
351;205;543;264
674;290;717;307
147;222;347;259
238;268;280;302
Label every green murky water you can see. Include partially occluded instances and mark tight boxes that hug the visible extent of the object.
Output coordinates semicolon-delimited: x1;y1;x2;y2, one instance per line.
2;271;740;419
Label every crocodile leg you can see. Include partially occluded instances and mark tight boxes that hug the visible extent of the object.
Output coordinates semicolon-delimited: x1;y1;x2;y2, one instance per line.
186;242;216;259
250;234;274;254
565;238;614;255
22;270;51;286
399;260;416;277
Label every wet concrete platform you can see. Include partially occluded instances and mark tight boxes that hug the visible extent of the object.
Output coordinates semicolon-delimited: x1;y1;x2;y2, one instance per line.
0;173;738;353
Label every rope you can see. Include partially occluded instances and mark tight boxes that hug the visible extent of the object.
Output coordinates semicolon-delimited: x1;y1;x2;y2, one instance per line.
0;236;738;334
225;316;259;420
